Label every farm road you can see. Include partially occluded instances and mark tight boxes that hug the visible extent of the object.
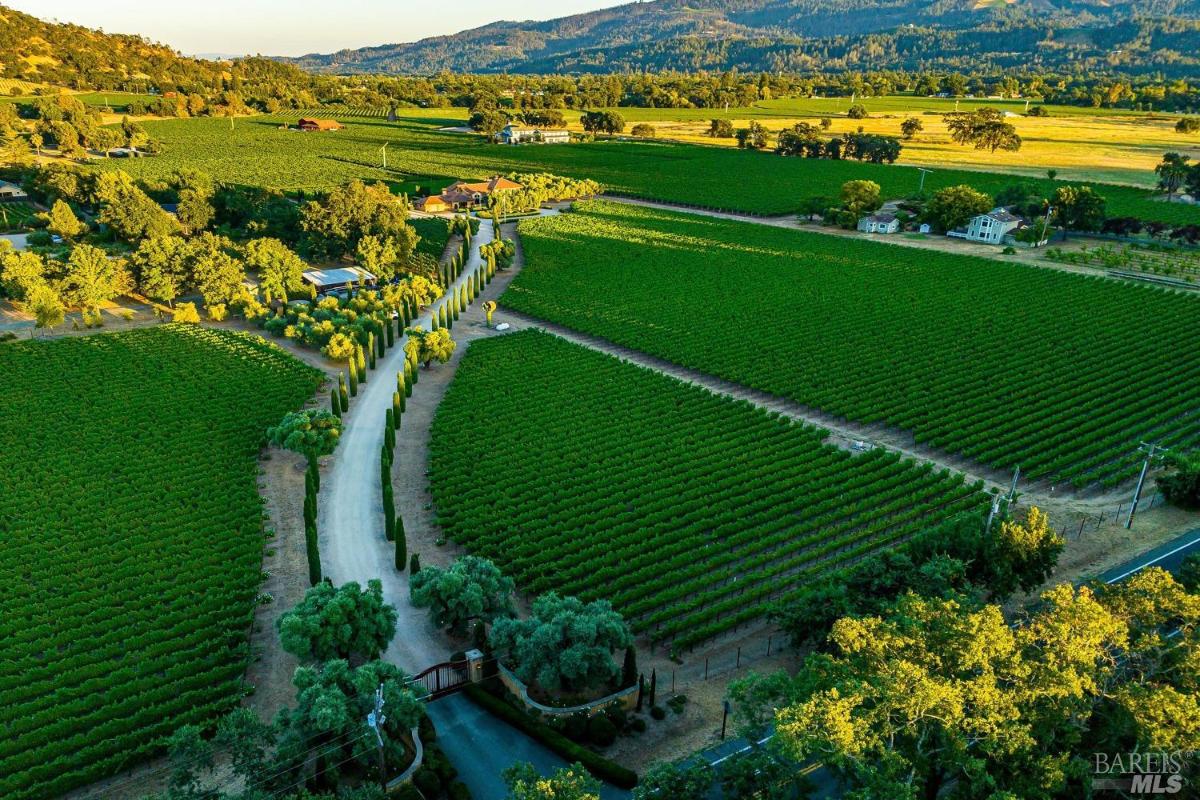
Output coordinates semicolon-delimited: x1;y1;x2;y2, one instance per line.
317;219;495;674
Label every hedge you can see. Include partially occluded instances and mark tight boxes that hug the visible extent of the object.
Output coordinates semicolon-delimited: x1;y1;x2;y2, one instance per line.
461;684;638;788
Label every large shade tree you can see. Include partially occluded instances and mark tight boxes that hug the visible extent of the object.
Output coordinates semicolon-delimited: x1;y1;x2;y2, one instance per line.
490;592;633;693
410;555;514;633
277;580;398;664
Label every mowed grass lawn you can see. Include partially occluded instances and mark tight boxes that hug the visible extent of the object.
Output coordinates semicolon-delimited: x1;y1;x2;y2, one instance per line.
504;201;1200;489
430;329;988;651
0;326;322;800
93;114;1198;226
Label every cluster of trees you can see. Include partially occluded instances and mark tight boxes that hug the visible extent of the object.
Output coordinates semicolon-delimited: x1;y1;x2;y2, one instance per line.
946;107;1022;153
4;94;157;161
145;580;425;800
731;566;1200;799
774;122;903;163
579;110;626;134
1155;152;1200;201
489;174;603;216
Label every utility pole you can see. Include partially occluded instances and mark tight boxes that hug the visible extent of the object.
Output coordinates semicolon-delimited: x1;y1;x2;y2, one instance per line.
1006;465;1020;502
1126;442;1167;529
367;684;387;790
380;143;389;170
917;168;932;194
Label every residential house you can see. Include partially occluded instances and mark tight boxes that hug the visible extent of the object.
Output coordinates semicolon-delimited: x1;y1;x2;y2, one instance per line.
0;180;29;201
297;118;343;132
949;208;1023;245
436;176;524;210
498;124;569;145
857;212;900;234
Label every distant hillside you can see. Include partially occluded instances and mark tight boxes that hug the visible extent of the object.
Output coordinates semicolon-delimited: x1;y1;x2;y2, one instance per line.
0;5;310;91
282;0;1200;75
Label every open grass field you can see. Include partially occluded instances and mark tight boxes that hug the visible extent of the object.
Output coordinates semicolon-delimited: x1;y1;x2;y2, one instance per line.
93;114;1198;226
0;325;322;800
274;98;1200;187
504;201;1200;489
430;329;989;652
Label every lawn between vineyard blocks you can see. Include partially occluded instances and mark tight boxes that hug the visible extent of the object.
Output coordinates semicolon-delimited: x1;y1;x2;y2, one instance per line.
428;329;991;654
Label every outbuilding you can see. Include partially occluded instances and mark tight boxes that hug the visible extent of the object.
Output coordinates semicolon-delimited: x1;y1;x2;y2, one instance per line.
301;267;376;294
297;118;343;132
0;180;29;201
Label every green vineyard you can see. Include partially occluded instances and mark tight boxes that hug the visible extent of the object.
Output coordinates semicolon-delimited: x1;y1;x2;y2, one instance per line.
0;326;322;800
429;330;988;651
94;114;1196;226
505;201;1200;488
0;201;39;233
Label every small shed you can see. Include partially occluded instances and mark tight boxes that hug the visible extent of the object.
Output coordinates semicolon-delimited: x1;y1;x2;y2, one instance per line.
298;118;343;132
0;180;29;201
302;267;376;294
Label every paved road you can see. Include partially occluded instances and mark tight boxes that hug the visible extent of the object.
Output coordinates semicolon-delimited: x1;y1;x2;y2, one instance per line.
427;694;631;800
1098;526;1200;584
317;219;494;674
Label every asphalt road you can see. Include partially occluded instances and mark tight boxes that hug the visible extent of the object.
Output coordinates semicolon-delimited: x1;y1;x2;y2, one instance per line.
427;694;631;800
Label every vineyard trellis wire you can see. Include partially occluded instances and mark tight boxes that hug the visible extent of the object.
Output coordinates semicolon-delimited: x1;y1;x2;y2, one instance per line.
506;200;1200;490
0;325;323;800
428;329;991;654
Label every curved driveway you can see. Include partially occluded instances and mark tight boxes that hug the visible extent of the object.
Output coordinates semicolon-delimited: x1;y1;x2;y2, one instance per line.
317;219;493;673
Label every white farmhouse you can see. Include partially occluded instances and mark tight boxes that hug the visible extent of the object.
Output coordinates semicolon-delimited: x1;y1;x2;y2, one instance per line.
857;212;900;234
952;208;1023;245
497;124;569;145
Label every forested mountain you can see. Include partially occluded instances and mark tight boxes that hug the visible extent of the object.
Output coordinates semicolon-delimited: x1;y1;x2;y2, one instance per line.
0;5;312;92
283;0;1200;75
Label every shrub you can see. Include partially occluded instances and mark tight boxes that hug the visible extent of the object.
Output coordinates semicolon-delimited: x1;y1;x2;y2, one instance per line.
846;104;869;119
630;123;656;138
650;705;666;721
173;302;201;323
631;717;647;733
1002;246;1017;255
588;714;617;747
412;766;442;797
207;303;228;322
392;785;422;800
448;781;472;800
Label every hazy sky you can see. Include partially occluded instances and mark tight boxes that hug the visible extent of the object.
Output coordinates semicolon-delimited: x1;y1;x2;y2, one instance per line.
11;0;629;57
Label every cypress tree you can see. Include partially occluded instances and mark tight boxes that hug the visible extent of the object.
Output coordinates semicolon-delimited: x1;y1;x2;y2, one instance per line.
395;515;407;571
368;334;377;370
451;293;460;321
348;359;359;397
622;646;638;688
382;483;395;541
392;391;402;422
385;408;396;446
649;668;657;707
307;452;319;492
331;387;341;417
636;674;645;711
376;328;385;357
356;344;366;377
409;358;419;386
409;553;420;574
339;373;350;409
305;520;322;585
386;320;395;348
440;304;449;329
431;312;439;331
